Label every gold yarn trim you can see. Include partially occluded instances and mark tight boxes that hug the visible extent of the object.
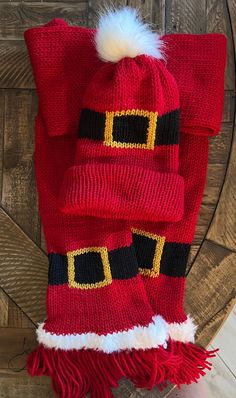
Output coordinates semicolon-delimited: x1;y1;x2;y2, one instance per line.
132;228;165;278
67;247;112;289
104;109;158;149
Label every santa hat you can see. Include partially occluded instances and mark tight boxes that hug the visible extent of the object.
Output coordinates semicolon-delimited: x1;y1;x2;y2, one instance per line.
59;7;184;223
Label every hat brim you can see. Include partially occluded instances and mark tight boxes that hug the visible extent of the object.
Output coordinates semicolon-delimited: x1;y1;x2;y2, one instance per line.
59;163;184;222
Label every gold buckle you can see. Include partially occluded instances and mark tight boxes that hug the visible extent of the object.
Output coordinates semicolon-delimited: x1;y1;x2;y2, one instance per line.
67;247;112;289
132;228;165;277
104;109;158;149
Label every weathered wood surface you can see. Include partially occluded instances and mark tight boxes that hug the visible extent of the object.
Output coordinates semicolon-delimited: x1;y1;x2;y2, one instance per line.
0;0;235;397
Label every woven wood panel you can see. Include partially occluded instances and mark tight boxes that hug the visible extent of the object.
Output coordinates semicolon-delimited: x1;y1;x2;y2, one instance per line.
0;0;235;397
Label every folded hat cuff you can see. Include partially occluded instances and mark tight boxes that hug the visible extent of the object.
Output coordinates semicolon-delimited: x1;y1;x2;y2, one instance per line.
59;163;184;222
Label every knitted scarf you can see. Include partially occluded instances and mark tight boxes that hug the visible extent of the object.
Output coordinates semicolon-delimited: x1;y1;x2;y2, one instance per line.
24;8;226;398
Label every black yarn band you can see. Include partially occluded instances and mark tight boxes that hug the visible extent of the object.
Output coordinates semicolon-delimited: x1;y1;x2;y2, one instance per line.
132;232;190;277
78;108;179;146
48;244;139;285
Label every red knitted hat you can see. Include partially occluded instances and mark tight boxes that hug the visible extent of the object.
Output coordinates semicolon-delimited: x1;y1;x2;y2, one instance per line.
59;8;184;222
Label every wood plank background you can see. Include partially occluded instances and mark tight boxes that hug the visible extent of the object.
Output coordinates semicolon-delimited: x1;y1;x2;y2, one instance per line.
0;0;235;397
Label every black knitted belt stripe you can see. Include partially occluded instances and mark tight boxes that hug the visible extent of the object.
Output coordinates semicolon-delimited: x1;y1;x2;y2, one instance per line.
48;244;139;286
78;108;179;146
132;231;191;277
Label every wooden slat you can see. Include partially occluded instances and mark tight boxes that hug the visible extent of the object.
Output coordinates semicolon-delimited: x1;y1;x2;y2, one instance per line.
1;89;40;243
8;298;35;329
128;0;166;31
193;204;215;245
0;373;55;398
0;2;88;39
186;245;200;274
0;41;34;89
185;239;236;347
0;0;40;2
202;164;226;205
207;0;236;251
206;0;235;90
40;228;47;253
87;0;127;28
228;0;236;36
222;91;235;123
0;287;34;329
0;372;172;398
0;208;47;324
0;90;4;197
188;245;200;265
165;0;206;33
0;328;36;370
207;117;236;251
208;123;232;165
0;289;8;327
112;380;172;398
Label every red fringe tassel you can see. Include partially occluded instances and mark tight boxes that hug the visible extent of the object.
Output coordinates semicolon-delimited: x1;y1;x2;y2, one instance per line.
26;342;217;397
26;344;180;397
165;340;218;386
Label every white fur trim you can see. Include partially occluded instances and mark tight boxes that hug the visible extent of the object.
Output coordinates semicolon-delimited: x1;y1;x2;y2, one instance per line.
36;315;168;354
168;316;197;343
95;7;164;63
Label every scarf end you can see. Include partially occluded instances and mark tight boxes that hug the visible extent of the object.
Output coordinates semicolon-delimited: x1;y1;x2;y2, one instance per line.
166;340;218;386
26;343;181;397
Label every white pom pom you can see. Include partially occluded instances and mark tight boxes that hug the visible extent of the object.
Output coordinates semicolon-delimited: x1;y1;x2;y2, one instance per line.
95;7;164;63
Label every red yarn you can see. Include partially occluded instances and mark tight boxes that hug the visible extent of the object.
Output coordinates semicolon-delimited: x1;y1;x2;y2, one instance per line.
165;341;218;386
23;16;227;397
58;47;184;221
24;19;226;138
27;342;217;396
25;21;175;397
60;162;184;222
26;345;183;397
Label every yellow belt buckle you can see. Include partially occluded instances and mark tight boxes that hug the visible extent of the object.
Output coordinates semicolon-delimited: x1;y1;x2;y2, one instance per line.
67;247;112;289
104;109;158;149
132;228;165;277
